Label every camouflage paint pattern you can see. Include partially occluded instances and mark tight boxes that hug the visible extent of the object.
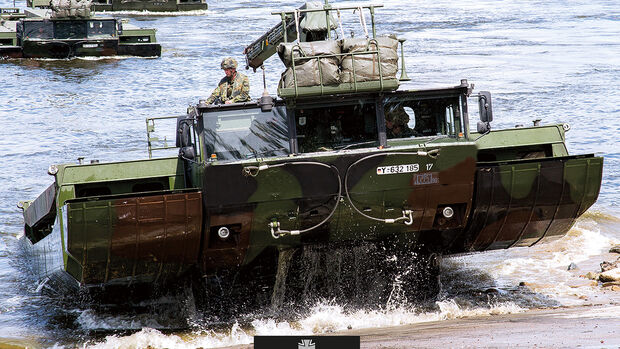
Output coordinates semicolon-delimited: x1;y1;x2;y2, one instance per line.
19;86;603;291
463;155;603;251
200;142;478;268
66;191;202;284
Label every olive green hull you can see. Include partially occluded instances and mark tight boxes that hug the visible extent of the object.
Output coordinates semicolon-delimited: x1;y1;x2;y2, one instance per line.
465;155;602;251
20;147;602;291
14;39;161;58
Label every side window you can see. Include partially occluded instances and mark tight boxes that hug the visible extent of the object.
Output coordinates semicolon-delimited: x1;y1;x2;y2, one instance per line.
87;20;116;38
443;104;463;135
295;101;377;153
416;102;438;136
385;102;418;139
404;107;416;130
383;97;461;139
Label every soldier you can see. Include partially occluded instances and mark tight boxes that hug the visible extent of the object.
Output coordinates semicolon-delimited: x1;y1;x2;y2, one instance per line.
385;106;413;138
205;57;251;105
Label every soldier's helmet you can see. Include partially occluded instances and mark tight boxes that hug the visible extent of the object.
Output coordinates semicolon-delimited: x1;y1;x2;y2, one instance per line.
221;57;238;70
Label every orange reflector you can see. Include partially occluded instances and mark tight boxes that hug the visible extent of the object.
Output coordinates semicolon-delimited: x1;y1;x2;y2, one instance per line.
458;132;464;137
210;154;217;159
378;145;384;149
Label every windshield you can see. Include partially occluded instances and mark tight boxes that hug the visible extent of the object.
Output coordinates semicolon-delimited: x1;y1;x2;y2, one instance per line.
87;20;116;38
203;106;290;161
22;21;54;39
383;96;463;139
295;100;378;153
54;21;87;39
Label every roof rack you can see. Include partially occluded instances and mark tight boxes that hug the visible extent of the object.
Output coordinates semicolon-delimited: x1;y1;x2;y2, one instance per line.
273;1;409;98
244;0;409;98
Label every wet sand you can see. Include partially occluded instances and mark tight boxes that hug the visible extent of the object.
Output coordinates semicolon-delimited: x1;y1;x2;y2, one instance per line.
349;303;620;348
221;302;620;349
221;251;620;349
346;251;620;348
345;246;620;348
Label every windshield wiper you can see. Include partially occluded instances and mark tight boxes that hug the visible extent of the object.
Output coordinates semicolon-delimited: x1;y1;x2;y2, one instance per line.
335;141;377;151
245;147;289;159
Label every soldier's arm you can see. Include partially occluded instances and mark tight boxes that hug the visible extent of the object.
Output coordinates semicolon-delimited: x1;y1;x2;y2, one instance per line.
205;85;221;104
230;76;251;103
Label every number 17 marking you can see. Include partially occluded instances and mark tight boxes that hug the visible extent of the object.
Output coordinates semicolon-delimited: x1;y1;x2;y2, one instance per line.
426;163;433;171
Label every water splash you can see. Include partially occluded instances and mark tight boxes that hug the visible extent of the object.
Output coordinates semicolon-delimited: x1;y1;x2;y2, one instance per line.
85;299;525;349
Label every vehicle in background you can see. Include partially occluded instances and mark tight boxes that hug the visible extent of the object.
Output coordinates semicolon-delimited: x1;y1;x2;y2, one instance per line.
27;0;207;12
0;5;161;58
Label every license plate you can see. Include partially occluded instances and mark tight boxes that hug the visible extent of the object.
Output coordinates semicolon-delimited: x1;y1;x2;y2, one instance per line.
82;43;98;48
376;164;419;175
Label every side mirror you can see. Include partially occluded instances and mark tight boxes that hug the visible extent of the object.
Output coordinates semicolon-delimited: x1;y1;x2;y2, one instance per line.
179;146;196;160
478;91;493;123
477;121;490;134
176;115;193;148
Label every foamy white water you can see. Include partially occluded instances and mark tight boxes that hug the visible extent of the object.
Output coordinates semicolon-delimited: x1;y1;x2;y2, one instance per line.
95;9;211;16
86;300;525;348
77;214;618;348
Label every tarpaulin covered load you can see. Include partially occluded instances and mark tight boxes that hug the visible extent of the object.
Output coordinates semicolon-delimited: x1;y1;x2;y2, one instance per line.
340;35;399;83
298;1;338;32
277;40;340;66
50;0;92;18
277;40;341;88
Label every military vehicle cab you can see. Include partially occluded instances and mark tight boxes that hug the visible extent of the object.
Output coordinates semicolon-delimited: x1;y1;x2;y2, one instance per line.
0;2;161;58
172;1;601;258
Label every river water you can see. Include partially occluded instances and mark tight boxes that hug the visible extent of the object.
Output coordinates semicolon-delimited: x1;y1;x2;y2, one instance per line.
0;0;619;347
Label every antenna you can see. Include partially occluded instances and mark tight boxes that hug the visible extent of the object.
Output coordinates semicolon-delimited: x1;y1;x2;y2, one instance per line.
398;38;410;81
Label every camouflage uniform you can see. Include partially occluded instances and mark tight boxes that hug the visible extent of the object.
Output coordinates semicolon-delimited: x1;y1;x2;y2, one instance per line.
205;57;251;104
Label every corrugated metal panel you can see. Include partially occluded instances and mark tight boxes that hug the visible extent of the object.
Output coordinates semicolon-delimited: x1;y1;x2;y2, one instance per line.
464;156;603;252
67;191;202;286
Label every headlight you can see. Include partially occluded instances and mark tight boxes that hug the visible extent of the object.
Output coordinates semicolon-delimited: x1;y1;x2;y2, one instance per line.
563;123;571;132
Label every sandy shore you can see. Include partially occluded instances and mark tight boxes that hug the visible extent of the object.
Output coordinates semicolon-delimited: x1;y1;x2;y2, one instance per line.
348;303;620;348
220;251;620;349
221;302;620;349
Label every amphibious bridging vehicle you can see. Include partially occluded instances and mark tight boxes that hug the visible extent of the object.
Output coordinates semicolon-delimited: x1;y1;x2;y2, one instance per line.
19;1;602;300
27;0;208;12
0;4;161;58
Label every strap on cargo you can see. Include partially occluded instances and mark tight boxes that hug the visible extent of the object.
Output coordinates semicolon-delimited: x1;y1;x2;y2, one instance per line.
294;9;301;42
337;9;344;39
357;6;369;38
